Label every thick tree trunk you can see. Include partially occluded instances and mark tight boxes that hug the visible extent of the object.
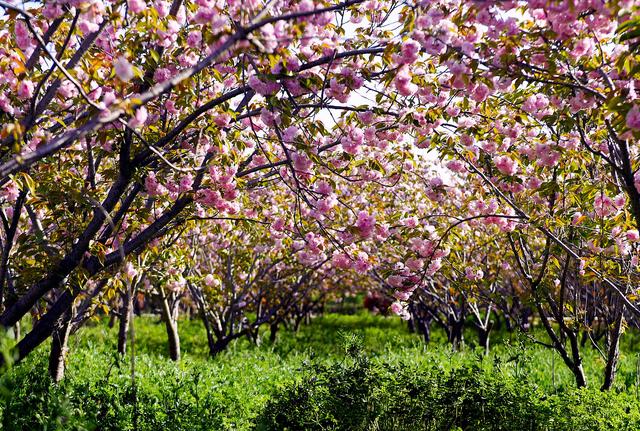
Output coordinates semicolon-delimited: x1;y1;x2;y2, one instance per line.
48;307;72;383
117;290;133;355
210;338;231;357
602;305;625;391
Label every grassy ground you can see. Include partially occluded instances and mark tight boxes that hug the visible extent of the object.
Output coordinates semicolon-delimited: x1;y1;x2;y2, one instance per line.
2;311;640;430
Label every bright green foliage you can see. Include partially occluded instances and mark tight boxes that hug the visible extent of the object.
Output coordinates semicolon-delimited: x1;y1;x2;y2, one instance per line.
2;313;640;430
257;341;640;431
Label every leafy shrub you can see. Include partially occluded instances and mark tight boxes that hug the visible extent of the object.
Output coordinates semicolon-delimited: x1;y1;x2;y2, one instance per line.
256;335;640;431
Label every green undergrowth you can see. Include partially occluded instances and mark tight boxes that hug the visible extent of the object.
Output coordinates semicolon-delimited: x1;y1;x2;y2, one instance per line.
0;312;639;430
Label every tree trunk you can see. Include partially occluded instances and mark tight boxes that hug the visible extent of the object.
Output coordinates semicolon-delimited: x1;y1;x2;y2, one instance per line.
407;317;416;333
417;318;431;344
602;305;625;391
478;326;490;355
160;288;180;361
210;337;231;357
569;332;587;389
269;321;279;343
48;307;72;383
573;362;587;389
117;290;133;355
187;282;216;356
449;318;464;350
198;306;216;357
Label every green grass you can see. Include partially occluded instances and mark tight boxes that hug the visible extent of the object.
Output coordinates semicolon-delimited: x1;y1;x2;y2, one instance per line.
1;312;640;430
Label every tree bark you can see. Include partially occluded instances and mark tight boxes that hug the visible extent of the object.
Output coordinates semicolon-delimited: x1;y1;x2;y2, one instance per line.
189;284;216;357
602;304;625;391
160;288;180;361
448;317;465;350
477;326;491;356
417;317;431;344
117;290;133;355
210;338;231;357
48;306;73;383
269;321;279;343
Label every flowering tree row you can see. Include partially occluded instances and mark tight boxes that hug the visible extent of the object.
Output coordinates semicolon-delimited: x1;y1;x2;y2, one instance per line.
1;0;640;391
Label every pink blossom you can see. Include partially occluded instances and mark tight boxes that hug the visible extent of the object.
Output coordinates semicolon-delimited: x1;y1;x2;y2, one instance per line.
179;174;193;192
291;152;312;173
354;253;371;272
471;83;490;103
390;301;410;320
393;290;411;301
154;0;170;17
17;80;34;99
387;275;405;288
332;252;352;269
1;181;19;203
129;106;148;128
402;216;419;228
153;68;172;83
14;20;31;50
196;189;221;207
0;93;14;115
124;262;137;280
356;210;376;238
571;38;594;59
594;194;616;218
79;20;100;34
613;194;626;209
627;104;640;130
271;217;285;231
315;180;332;195
525;177;542;190
396;39;420;65
627;230;640;242
282;126;300;143
128;0;147;14
114;57;134;82
204;274;216;287
494;156;517;176
446;160;466;173
394;66;417;97
465;268;484;281
145;172;166;196
187;30;202;48
248;75;280;96
406;258;424;272
214;113;231;128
